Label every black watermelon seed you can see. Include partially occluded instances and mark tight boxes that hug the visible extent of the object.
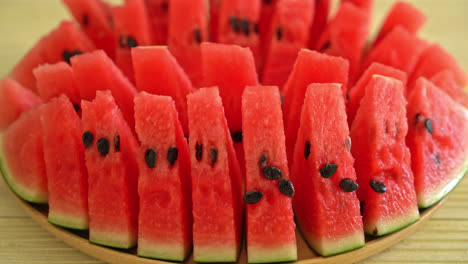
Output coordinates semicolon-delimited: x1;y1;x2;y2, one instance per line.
263;166;283;180
82;131;94;149
127;36;138;48
435;154;442;165
82;14;89;27
241;19;250;35
209;148;218;166
145;148;157;169
360;201;365;216
345;137;352;151
304;141;311;159
425;118;434;134
230;16;240;32
339;178;359;192
320;41;331;52
194;28;202;44
73;104;80;113
119;35;127;48
278;178;295;197
97;137;110;157
369;179;387;193
244;190;263;204
253;23;259;34
276;27;283;41
167;146;179;166
114;135;120;152
414;113;424;125
320;163;338;178
195;142;203;162
231;131;243;143
62;50;83;64
346;93;350;101
258;153;267;168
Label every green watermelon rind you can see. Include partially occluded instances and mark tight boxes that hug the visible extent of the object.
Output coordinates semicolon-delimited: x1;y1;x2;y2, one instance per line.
247;244;297;263
365;208;420;237
0;137;48;204
89;231;137;249
48;211;89;231
193;245;239;263
137;240;191;262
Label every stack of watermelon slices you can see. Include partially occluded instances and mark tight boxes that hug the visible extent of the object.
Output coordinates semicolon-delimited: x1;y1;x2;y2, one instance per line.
1;0;468;263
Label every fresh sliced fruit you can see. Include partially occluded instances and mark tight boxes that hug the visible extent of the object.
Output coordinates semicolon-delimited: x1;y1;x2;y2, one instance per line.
144;0;169;44
0;79;42;130
430;70;468;109
258;0;279;55
187;87;243;262
132;46;194;135
209;0;222;42
135;92;192;261
307;0;330;49
41;95;88;229
81;90;139;248
242;86;297;263
350;75;419;236
293;83;364;256
406;78;468;208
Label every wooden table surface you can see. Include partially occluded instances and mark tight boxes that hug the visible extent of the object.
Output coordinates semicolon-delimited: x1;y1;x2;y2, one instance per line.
0;0;467;263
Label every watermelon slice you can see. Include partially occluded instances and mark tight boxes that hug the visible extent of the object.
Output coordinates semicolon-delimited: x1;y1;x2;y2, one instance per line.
293;83;364;256
135;92;192;261
0;107;47;203
372;1;426;48
168;0;207;87
347;63;407;125
406;78;468;208
0;79;42;130
41;95;88;229
113;0;153;83
316;2;370;85
261;0;314;89
258;0;279;54
283;49;349;165
209;0;222;42
144;0;169;44
362;26;426;76
132;46;194;135
70;50;137;130
33;62;81;106
430;70;468;109
63;0;116;59
242;86;297;263
216;0;261;65
307;0;330;49
187;87;243;262
9;21;95;92
410;43;468;87
81;90;139;248
350;75;419;236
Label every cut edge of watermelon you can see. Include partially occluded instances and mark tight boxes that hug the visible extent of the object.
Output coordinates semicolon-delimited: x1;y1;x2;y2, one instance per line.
247;244;297;263
137;239;190;262
89;230;137;249
299;228;365;257
0;137;48;204
364;208;420;237
193;243;239;263
48;211;89;230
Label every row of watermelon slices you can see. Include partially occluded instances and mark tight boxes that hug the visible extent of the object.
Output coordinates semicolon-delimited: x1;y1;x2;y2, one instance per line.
1;0;468;263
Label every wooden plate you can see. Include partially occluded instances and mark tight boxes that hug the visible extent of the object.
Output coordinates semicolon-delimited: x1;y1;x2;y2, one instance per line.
4;178;445;264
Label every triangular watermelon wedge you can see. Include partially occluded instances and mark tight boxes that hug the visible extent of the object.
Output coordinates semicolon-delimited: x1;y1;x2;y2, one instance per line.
144;0;169;45
406;78;468;208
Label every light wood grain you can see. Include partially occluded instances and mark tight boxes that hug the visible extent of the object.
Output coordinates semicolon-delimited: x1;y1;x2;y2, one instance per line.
0;0;468;264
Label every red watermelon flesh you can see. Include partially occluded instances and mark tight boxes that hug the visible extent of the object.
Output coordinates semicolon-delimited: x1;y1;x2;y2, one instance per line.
135;92;192;261
70;50;137;129
41;95;88;229
0;107;47;203
33;62;81;106
372;1;426;48
187;87;243;262
283;49;349;165
430;70;468;109
316;2;370;85
0;79;42;130
144;0;169;44
63;0;116;59
292;83;364;256
410;43;468;87
217;0;261;65
347;63;407;125
307;0;330;49
242;86;297;263
406;78;468;208
132;46;193;136
81;90;139;248
261;0;314;89
113;0;153;83
210;0;223;42
258;0;279;56
341;0;374;12
350;75;419;236
168;0;207;87
362;26;426;77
